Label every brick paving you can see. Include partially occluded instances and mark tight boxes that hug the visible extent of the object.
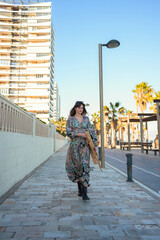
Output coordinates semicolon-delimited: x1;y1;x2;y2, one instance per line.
0;144;160;240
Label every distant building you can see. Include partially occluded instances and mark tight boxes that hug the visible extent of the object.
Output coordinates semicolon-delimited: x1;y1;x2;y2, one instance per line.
53;81;61;121
0;0;55;123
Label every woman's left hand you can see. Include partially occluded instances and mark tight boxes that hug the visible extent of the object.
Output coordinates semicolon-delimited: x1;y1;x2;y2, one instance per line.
94;147;97;152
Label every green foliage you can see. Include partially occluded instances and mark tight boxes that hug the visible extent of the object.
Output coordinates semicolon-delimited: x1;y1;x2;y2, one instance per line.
150;91;160;113
56;129;67;137
51;117;67;136
36;117;47;124
132;81;154;113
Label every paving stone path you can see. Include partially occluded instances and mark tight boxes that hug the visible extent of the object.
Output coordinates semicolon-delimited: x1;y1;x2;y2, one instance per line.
0;145;160;240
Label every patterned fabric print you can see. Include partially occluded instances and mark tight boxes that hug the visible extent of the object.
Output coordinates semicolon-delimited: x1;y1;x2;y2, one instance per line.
66;116;97;187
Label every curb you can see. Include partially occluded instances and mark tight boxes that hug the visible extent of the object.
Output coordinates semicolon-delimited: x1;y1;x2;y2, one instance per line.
106;162;160;200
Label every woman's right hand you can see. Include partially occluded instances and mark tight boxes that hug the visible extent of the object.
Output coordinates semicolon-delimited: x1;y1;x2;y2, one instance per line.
77;133;86;138
81;133;86;138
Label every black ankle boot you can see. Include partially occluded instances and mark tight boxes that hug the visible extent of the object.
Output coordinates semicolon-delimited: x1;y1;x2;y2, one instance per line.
77;182;83;197
82;185;90;200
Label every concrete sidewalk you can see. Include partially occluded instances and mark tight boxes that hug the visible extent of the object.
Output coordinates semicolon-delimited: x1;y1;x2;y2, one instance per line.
0;145;160;240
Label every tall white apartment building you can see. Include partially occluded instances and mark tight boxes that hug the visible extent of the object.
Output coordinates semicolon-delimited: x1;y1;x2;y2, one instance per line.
0;0;55;123
53;81;60;121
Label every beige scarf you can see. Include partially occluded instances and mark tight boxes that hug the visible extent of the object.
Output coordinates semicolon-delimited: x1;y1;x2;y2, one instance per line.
85;132;102;172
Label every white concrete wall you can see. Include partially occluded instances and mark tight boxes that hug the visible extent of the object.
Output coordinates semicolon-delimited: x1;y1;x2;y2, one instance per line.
0;131;67;198
54;132;68;152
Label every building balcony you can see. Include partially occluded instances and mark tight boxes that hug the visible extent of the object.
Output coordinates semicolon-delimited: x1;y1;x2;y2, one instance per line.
27;56;50;61
0;28;12;33
0;49;11;53
12;36;28;40
12;29;28;34
22;105;50;111
0;78;10;82
0;70;10;75
0;65;10;69
11;43;27;48
28;63;50;67
27;22;51;27
0;21;13;26
28;35;50;40
24;78;50;83
0;56;11;60
0;42;11;46
14;99;50;104
0;85;50;89
27;15;51;20
7;92;50;97
0;16;12;20
36;113;49;119
28;28;50;34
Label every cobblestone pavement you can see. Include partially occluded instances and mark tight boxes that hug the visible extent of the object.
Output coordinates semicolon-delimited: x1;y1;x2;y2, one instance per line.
0;144;160;240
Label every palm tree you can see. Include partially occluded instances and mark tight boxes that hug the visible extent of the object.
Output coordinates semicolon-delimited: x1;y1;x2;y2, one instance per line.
103;106;111;147
51;117;67;136
91;108;110;147
109;102;125;149
150;91;160;113
132;82;154;113
91;112;100;129
91;103;124;148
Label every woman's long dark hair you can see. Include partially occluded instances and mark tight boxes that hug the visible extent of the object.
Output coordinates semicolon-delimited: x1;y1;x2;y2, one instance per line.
70;101;87;116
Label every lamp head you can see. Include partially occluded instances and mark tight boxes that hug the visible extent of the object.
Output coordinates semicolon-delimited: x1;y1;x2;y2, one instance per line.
103;39;120;48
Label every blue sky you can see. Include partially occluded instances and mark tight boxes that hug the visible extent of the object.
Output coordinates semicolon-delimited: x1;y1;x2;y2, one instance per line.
52;0;160;139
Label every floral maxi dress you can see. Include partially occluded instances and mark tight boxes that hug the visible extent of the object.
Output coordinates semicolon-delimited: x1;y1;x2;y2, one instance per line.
66;116;98;187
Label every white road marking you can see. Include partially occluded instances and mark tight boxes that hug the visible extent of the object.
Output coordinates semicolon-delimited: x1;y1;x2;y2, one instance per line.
106;154;160;178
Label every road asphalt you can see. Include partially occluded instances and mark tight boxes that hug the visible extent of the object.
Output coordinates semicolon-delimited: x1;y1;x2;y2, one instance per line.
105;148;160;193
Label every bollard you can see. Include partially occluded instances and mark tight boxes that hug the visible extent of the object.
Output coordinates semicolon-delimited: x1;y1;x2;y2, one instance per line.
126;153;134;182
98;147;101;161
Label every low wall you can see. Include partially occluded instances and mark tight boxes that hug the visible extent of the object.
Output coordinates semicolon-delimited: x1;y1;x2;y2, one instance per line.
55;132;68;152
0;94;67;200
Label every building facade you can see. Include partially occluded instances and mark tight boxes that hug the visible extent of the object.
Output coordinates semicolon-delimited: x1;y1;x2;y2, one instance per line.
0;0;55;123
53;81;61;121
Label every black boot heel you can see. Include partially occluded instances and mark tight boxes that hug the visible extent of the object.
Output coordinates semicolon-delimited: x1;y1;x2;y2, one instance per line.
77;182;83;197
82;185;90;200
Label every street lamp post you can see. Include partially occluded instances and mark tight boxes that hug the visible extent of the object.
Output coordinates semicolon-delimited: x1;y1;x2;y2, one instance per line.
99;39;120;168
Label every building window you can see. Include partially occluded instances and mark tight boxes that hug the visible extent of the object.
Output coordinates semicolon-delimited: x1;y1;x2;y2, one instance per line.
37;20;50;23
36;13;49;16
11;62;18;66
37;83;44;85
0;60;9;65
36;53;48;57
0;88;8;94
36;74;44;78
29;7;35;10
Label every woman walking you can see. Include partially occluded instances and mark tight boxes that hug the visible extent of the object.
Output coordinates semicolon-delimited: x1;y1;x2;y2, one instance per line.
66;101;97;200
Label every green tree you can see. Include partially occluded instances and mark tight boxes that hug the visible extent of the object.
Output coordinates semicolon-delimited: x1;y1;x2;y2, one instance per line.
132;82;154;113
91;103;125;148
103;106;111;147
91;112;100;131
150;91;160;113
51;117;67;136
91;107;111;147
109;102;125;149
